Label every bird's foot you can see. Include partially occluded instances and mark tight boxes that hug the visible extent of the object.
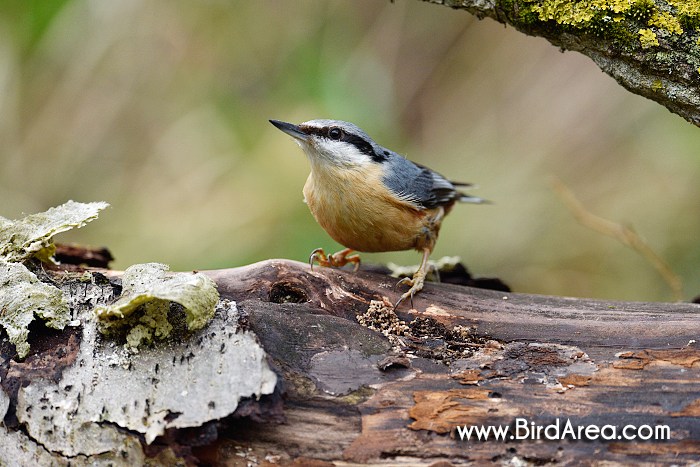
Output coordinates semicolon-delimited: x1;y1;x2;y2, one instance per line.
309;248;361;272
394;271;426;309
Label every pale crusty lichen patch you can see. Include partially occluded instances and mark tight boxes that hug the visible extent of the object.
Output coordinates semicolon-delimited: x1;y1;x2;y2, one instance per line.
387;255;462;281
0;200;108;359
0;200;109;263
95;263;219;351
0;261;70;358
16;299;277;453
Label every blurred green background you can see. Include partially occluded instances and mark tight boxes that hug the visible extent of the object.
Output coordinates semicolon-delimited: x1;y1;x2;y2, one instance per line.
2;0;699;302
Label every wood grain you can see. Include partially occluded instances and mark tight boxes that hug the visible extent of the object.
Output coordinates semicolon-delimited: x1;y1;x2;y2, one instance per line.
2;258;699;465
203;260;700;465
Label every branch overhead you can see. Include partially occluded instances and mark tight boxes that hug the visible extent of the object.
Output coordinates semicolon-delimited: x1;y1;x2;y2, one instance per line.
423;0;700;126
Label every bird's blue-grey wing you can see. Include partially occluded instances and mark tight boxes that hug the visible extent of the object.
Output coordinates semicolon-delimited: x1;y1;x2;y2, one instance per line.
380;152;464;209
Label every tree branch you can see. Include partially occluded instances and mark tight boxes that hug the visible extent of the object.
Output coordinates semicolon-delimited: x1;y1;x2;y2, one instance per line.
421;0;700;126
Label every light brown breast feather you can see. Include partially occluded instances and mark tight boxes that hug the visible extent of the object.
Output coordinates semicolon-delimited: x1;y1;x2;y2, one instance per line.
302;164;440;253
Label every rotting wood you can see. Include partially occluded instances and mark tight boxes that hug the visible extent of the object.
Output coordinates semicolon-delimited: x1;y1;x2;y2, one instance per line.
206;260;700;465
1;257;699;465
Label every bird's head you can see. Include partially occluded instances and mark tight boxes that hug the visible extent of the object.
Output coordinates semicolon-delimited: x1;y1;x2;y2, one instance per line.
270;119;389;169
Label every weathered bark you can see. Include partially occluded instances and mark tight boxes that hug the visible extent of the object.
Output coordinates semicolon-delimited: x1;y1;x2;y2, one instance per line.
420;0;700;126
207;260;700;465
2;258;700;465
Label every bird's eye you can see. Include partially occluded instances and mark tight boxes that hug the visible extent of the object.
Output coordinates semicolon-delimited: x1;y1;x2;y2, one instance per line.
328;127;343;140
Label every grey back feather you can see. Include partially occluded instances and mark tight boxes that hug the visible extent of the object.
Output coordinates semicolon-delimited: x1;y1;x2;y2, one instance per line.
381;150;486;209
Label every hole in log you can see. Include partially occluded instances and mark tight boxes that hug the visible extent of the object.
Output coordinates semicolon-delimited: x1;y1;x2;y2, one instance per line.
269;281;308;304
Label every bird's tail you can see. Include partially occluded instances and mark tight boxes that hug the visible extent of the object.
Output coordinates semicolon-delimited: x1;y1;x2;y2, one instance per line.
451;181;490;204
458;193;490;204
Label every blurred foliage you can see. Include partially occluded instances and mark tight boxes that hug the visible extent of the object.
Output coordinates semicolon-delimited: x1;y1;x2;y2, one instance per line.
1;0;699;302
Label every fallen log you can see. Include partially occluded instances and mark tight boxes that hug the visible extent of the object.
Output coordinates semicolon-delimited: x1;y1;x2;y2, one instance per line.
2;258;699;465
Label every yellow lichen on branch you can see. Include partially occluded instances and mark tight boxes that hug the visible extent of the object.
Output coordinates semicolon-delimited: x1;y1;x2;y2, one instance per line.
639;28;660;47
523;0;699;48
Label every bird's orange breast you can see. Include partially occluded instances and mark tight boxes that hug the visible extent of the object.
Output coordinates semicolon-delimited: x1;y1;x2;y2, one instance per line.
302;164;441;253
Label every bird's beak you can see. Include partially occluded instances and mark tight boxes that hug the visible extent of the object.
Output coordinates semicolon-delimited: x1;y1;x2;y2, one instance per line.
269;119;309;141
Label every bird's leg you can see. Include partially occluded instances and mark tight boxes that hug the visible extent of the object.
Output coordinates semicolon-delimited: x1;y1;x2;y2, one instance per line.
309;248;329;270
309;247;361;271
395;247;432;309
329;248;361;271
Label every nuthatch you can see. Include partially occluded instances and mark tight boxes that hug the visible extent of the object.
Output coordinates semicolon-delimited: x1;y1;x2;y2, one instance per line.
270;119;486;307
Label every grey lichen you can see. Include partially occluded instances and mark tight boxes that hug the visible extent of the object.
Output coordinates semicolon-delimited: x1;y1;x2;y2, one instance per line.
0;200;109;263
388;255;463;280
0;261;70;358
17;299;277;451
95;263;219;351
0;200;108;359
0;423;149;467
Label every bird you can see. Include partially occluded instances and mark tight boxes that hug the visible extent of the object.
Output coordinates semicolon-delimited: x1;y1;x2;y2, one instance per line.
269;118;486;307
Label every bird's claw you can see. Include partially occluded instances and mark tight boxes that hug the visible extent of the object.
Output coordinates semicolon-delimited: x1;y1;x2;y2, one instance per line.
394;276;414;290
309;248;329;271
309;248;361;272
394;274;425;310
394;290;413;310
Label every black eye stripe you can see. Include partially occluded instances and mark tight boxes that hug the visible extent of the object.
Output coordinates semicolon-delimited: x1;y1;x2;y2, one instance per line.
299;126;327;139
298;125;388;163
343;134;386;162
